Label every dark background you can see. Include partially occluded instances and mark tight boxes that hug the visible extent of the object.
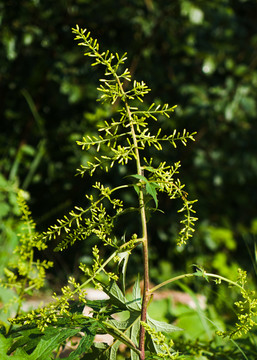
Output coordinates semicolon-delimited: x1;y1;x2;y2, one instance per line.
1;0;257;287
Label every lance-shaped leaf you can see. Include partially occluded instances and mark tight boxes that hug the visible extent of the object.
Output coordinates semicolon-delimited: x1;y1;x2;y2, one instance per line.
147;315;183;333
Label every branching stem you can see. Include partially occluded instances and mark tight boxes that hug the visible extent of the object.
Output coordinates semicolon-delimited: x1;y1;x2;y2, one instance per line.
114;71;150;359
149;272;244;294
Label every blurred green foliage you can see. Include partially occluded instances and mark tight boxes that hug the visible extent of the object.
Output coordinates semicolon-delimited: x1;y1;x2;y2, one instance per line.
0;174;22;323
1;0;257;283
0;175;21;275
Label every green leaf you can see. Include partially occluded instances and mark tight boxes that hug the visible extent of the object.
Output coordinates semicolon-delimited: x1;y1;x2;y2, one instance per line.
83;342;110;360
129;174;159;207
0;334;30;359
145;331;162;357
65;326;97;360
129;174;148;183
144;318;181;357
109;338;120;360
131;318;140;360
104;281;127;310
131;275;141;311
107;310;140;331
0;334;13;355
30;327;79;359
8;326;80;360
102;320;140;357
147;316;182;333
7;327;43;355
132;183;140;196
0;173;8;187
145;182;158;208
117;250;130;294
0;203;10;218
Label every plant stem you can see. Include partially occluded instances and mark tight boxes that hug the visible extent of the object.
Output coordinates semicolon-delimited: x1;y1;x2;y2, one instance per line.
149;271;244;294
95;48;151;359
149;273;195;293
114;73;149;358
124;101;149;360
122;102;149;359
139;228;150;360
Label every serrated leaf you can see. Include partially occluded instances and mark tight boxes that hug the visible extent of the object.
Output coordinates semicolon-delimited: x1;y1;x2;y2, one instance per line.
65;327;97;360
30;327;80;359
104;281;127;310
147;316;182;333
9;326;81;360
9;349;30;360
7;327;43;355
126;299;142;312
106;310;140;331
0;334;30;359
104;281;141;312
129;174;148;183
82;299;110;313
0;334;14;356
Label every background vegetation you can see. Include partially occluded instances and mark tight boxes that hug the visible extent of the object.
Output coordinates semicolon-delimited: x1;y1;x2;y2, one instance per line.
1;0;257;353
